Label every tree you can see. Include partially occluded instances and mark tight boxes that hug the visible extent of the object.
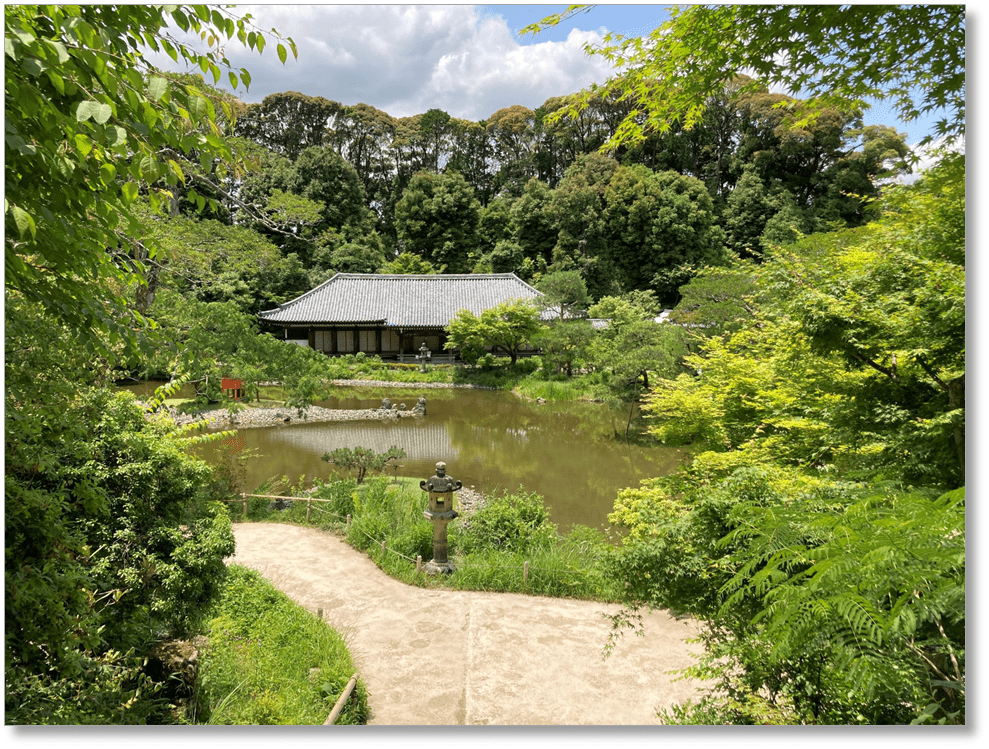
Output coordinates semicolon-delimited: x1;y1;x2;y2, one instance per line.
602;165;728;298
5;5;293;722
723;167;775;259
134;202;301;314
536;270;589;322
528;5;964;150
379;251;444;275
486;104;538;195
394;171;481;273
447;117;496;205
588;295;687;399
322;446;406;485
236;91;341;159
510;178;558;267
545;153;621;300
668;264;759;338
445;299;542;365
334;102;397;211
5;4;296;357
536;320;595;378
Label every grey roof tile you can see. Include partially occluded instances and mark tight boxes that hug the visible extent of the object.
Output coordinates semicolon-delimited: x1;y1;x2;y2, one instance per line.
259;273;543;328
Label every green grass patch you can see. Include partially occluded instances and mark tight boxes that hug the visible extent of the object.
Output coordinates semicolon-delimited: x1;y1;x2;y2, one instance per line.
239;476;622;602
513;375;597;403
193;565;368;725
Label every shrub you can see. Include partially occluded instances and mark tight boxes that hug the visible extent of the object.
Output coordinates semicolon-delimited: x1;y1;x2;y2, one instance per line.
309;479;357;521
322;445;406;484
456;490;557;555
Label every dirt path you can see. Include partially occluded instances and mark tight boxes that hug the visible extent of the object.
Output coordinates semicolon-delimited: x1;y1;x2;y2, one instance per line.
229;523;705;725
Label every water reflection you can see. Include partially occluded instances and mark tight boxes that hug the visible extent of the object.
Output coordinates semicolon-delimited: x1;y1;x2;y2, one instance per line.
195;387;683;532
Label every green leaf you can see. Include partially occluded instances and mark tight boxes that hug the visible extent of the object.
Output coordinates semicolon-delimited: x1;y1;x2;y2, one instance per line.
10;205;36;239
148;76;169;101
74;133;93;157
121;181;139;204
100;162;117;185
277;43;287;64
92;102;112;125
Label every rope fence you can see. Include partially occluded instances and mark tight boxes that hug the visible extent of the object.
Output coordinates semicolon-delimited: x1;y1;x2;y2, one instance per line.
217;492;599;586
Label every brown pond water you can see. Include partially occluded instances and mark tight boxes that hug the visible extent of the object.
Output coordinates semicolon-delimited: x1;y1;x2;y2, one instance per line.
125;383;684;532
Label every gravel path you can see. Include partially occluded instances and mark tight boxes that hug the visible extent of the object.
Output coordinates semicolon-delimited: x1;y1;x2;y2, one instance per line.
229;523;705;725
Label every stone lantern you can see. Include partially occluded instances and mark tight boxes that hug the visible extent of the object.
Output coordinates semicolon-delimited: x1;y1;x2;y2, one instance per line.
416;341;431;373
419;461;461;575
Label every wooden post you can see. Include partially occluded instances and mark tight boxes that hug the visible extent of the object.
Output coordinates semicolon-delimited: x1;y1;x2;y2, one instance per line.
324;673;359;725
306;497;312;523
242;497;248;517
523;561;529;585
346;514;351;528
416;555;422;574
317;608;323;619
381;540;386;556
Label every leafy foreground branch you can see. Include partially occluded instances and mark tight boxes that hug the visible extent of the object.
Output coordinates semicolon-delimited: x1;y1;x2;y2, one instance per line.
610;466;964;725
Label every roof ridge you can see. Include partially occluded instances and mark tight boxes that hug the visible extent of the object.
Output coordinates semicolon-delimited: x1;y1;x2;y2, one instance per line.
334;272;526;280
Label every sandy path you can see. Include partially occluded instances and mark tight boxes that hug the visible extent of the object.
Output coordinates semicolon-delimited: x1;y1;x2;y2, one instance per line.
229;522;704;725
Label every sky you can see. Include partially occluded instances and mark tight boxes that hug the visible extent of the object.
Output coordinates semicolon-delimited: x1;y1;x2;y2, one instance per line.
147;3;960;156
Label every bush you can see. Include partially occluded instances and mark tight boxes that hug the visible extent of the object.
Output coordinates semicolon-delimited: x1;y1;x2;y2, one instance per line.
456;490;557;555
5;388;235;724
309;479;357;521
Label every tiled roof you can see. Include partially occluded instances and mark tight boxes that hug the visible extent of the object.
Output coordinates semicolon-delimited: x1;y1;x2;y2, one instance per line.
258;273;543;328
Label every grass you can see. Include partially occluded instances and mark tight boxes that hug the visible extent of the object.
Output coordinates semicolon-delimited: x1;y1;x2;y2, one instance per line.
192;565;368;725
234;475;623;602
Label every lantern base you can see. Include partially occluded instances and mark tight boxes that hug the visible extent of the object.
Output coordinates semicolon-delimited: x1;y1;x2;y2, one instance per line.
423;559;455;576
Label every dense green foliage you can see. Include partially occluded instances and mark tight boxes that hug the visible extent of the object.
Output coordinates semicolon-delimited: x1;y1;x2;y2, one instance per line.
605;157;965;724
5;377;235;724
3;4;302;724
195;565;368;725
445;299;543;366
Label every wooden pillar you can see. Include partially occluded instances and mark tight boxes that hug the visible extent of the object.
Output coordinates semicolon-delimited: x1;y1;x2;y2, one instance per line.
375;327;382;355
308;329;315;349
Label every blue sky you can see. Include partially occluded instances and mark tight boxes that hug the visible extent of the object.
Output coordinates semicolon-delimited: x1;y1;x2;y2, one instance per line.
149;4;961;155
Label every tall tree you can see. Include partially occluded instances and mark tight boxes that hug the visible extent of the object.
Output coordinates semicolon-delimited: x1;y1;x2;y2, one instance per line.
236;91;341;159
486;104;538;196
603;165;728;299
393;171;480;273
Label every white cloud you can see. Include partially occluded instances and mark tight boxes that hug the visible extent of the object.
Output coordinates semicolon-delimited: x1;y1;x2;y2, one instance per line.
895;135;965;184
148;5;618;122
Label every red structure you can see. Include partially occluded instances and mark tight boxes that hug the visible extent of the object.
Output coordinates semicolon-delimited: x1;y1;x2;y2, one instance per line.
221;378;243;400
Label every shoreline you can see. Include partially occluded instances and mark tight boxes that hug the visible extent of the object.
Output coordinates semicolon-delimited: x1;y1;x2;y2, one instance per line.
164;403;428;429
158;377;498;429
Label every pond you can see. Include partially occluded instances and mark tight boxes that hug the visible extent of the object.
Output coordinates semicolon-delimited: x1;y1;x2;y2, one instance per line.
126;383;684;533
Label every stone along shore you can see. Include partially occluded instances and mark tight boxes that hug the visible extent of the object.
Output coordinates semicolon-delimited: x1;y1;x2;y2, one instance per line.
163;378;496;430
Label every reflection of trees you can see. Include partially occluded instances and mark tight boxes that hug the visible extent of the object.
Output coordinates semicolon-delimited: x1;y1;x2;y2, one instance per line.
440;392;684;528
